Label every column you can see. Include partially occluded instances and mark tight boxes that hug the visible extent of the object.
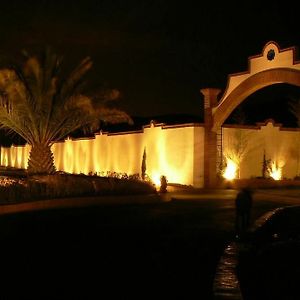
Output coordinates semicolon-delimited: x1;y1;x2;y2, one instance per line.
200;88;221;188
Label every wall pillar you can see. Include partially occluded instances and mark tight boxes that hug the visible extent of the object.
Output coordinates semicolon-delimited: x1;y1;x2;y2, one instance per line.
201;88;221;188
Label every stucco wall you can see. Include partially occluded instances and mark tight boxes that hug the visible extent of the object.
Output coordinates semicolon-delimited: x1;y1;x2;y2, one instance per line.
3;120;297;185
217;42;300;110
1;144;31;169
223;121;300;179
0;123;205;187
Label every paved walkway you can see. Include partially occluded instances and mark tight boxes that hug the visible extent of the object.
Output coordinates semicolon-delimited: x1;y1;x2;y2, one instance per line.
0;194;162;215
1;186;300;299
213;241;243;300
2;187;300;216
212;188;300;300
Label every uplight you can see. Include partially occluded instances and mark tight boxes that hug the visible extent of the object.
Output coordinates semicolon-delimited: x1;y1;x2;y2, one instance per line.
223;158;237;180
269;162;282;180
152;173;161;187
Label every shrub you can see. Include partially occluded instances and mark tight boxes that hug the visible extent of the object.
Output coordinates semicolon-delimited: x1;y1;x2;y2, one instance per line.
159;175;168;193
0;172;157;204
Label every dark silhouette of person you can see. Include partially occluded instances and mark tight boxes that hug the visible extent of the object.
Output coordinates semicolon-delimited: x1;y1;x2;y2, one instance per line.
235;187;253;238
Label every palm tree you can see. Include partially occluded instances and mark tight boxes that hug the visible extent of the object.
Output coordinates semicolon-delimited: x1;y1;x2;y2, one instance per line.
0;49;132;174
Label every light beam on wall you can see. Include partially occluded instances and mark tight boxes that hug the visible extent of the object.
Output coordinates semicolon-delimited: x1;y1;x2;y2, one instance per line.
223;158;237;180
269;161;284;180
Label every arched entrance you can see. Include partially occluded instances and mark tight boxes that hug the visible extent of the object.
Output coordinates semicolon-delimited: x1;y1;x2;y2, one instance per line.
201;41;300;187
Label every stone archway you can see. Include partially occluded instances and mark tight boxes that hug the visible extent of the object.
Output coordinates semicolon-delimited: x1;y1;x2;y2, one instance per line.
202;41;300;187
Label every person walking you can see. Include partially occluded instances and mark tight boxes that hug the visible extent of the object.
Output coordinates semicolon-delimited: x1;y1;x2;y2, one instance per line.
235;187;253;238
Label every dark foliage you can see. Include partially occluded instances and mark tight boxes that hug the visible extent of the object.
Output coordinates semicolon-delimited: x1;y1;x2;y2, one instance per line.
0;173;156;204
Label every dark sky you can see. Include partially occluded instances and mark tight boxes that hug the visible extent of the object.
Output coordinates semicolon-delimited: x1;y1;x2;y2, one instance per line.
0;0;300;120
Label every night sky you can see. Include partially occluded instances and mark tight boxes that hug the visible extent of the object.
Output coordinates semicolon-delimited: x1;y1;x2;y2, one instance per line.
0;0;300;123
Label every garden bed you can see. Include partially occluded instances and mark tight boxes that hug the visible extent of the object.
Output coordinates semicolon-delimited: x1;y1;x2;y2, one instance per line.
0;171;157;204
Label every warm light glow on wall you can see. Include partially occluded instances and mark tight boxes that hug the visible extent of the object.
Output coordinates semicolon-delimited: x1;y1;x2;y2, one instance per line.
139;124;199;186
2;121;300;186
0;124;204;187
269;161;284;180
1;144;30;169
151;172;161;187
223;158;237;180
222;122;300;180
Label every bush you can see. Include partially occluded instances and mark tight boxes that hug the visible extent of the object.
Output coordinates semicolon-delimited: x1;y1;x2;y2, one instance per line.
0;173;157;204
159;175;168;193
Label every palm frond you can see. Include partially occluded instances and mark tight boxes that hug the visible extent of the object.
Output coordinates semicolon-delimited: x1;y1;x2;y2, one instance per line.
59;56;93;102
0;48;131;148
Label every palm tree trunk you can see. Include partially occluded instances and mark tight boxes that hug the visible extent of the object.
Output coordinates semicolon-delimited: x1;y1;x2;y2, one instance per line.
27;143;56;174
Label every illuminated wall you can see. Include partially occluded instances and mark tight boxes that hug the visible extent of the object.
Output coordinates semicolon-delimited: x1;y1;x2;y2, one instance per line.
2;120;300;185
1;144;31;169
0;123;205;187
223;120;300;179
